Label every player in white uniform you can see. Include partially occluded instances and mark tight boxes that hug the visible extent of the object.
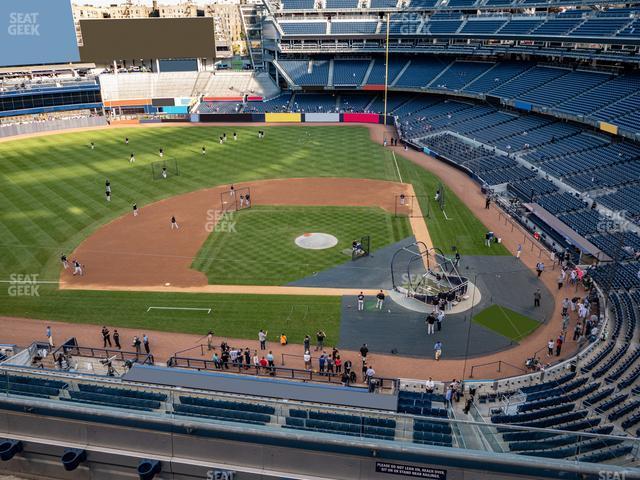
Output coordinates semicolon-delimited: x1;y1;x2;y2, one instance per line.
171;216;179;229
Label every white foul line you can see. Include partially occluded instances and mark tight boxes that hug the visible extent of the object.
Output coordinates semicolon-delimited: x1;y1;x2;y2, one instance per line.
392;151;403;183
146;306;212;314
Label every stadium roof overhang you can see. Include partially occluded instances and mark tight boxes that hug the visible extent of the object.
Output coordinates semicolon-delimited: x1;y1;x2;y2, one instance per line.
523;202;612;261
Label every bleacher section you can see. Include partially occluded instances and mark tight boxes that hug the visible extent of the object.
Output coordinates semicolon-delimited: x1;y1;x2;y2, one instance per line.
99;72;279;104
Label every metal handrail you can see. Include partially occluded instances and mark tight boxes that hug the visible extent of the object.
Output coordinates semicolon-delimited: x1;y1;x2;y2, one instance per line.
469;360;527;378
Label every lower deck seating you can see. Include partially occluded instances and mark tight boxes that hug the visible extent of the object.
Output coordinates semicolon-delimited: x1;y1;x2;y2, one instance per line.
285;409;396;440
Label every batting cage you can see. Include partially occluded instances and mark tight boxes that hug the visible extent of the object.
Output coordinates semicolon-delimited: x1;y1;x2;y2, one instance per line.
390;241;468;304
351;235;370;261
151;159;179;180
394;194;431;218
220;186;251;212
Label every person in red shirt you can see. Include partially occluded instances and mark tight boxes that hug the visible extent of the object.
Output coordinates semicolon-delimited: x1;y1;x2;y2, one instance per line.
335;355;342;374
556;336;563;356
259;357;268;371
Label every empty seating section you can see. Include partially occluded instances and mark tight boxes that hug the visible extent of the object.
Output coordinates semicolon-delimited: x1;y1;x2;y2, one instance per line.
285;408;397;440
394;59;447;87
0;375;67;398
371;0;397;6
398;391;448;418
282;0;315;9
571;18;632;37
281;22;326;34
66;390;160;411
508;178;557;201
331;21;378;34
531;18;583;35
536;193;586;215
425;20;463;34
413;419;453;446
460;20;506;34
517;71;610;108
463;62;532;93
498;19;544;35
432;62;493;91
333;60;370;86
598;186;640;222
367;58;407;85
279;60;330;86
490;67;569;99
555;74;640;116
408;0;438;7
326;0;358;7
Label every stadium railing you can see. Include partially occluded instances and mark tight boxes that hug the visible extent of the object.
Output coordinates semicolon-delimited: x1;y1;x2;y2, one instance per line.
0;369;638;475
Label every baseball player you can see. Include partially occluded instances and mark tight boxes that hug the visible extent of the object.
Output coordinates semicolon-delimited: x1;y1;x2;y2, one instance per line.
223;133;227;142
159;148;164;158
90;142;95;150
229;184;235;196
376;290;385;310
105;189;111;202
357;292;365;311
233;132;237;141
239;195;245;207
202;145;206;155
245;193;250;207
162;167;167;179
219;136;223;145
73;260;83;276
130;153;135;163
171;216;179;229
133;204;138;217
60;254;69;269
125;137;129;145
400;193;406;206
105;179;111;190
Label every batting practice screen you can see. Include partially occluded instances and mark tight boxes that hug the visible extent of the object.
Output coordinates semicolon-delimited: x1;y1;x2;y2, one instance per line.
0;0;80;67
79;18;216;64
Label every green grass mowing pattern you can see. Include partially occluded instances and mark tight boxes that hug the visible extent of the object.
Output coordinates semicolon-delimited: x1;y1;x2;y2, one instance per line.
0;126;395;281
0;285;341;344
394;153;510;257
472;304;540;342
0;125;505;334
192;205;412;285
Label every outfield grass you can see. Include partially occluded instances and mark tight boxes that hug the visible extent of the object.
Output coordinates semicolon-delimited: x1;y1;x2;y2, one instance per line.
394;154;510;257
472;304;540;342
192;205;411;285
0;285;341;343
0;125;506;335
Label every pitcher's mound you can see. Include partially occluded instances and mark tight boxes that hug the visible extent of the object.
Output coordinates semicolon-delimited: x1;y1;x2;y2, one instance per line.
295;233;338;250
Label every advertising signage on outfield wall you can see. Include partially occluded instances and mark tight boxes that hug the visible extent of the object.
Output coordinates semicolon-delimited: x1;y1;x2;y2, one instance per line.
79;18;216;64
0;0;79;67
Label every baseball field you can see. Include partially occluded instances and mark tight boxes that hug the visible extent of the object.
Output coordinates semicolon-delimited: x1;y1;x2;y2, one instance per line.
0;125;508;343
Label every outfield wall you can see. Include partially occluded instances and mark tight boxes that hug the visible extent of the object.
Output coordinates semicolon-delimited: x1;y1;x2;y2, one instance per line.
0;116;108;139
196;113;394;125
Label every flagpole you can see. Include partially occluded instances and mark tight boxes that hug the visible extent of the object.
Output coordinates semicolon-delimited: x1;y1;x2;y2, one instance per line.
383;13;391;122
